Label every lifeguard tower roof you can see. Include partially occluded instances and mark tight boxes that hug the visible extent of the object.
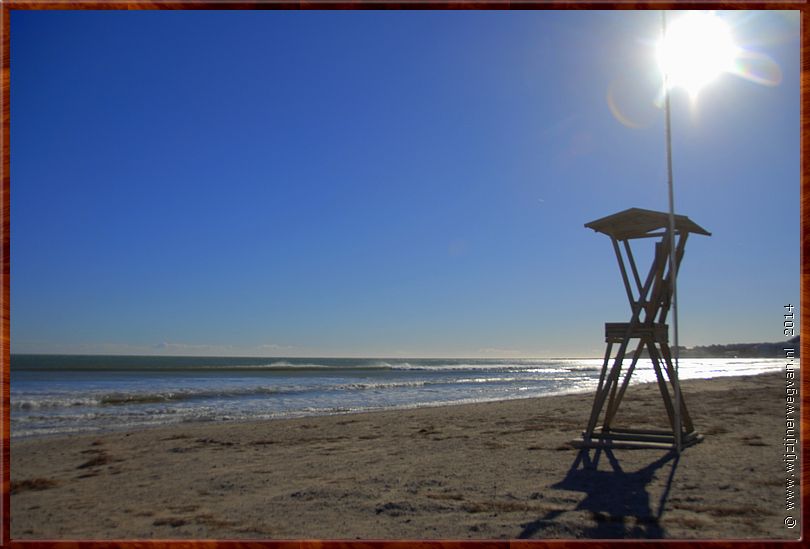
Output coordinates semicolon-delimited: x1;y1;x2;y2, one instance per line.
585;207;711;240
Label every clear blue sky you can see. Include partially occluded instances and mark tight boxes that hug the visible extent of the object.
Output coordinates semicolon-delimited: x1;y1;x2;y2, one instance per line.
11;10;800;358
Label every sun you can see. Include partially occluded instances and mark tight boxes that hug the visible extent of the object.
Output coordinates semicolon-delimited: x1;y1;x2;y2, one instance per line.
656;11;739;98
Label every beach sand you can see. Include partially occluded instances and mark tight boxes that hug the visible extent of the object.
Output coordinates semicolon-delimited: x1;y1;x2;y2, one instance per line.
11;372;799;540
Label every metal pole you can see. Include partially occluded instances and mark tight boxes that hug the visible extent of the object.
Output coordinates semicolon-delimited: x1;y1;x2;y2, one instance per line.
661;10;682;454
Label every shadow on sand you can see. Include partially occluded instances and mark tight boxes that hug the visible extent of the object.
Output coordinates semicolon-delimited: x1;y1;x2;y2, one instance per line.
519;448;680;539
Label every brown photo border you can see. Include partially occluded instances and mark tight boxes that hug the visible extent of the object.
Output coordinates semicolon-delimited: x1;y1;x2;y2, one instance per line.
0;1;807;547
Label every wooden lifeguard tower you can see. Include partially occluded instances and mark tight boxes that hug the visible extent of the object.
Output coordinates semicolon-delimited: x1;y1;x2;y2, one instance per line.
572;207;710;451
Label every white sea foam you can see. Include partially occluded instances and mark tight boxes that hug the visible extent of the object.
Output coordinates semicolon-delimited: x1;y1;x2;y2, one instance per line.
11;357;790;438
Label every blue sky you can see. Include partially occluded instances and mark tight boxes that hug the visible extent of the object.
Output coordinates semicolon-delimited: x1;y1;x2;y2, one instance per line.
11;10;800;358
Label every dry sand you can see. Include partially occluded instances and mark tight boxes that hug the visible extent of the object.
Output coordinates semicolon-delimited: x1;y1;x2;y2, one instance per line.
11;372;800;540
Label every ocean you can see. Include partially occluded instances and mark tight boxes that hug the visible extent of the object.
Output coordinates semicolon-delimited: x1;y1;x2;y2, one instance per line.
10;354;786;439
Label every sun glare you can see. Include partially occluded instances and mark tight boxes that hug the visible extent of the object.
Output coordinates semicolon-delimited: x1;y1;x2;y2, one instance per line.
657;11;739;98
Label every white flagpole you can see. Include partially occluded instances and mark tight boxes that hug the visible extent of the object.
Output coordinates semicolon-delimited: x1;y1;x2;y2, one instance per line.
661;10;682;454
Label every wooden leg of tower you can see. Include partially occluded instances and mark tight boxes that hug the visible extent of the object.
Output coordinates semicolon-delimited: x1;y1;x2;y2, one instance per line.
650;340;702;450
600;343;629;433
583;342;617;440
646;340;677;434
584;340;628;440
602;371;621;432
655;340;686;443
583;343;613;442
659;342;695;433
594;342;613;400
603;337;646;429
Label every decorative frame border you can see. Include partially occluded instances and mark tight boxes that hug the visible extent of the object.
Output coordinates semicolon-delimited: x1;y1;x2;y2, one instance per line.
0;2;806;547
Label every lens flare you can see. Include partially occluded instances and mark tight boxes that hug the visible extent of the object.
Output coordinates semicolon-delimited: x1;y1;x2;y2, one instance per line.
607;74;661;129
729;49;782;86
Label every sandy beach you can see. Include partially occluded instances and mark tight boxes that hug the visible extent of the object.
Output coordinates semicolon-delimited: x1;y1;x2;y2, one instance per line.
11;371;799;540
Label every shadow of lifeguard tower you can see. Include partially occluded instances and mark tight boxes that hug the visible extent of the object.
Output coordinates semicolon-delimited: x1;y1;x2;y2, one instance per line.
519;448;680;538
572;207;710;452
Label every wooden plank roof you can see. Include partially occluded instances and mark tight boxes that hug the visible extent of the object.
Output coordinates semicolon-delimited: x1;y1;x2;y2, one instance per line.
585;207;711;240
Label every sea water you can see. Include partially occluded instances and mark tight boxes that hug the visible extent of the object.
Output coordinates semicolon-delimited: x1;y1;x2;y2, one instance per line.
11;354;786;438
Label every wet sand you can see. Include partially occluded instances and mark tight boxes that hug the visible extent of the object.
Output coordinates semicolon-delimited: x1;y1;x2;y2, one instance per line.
11;372;799;539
